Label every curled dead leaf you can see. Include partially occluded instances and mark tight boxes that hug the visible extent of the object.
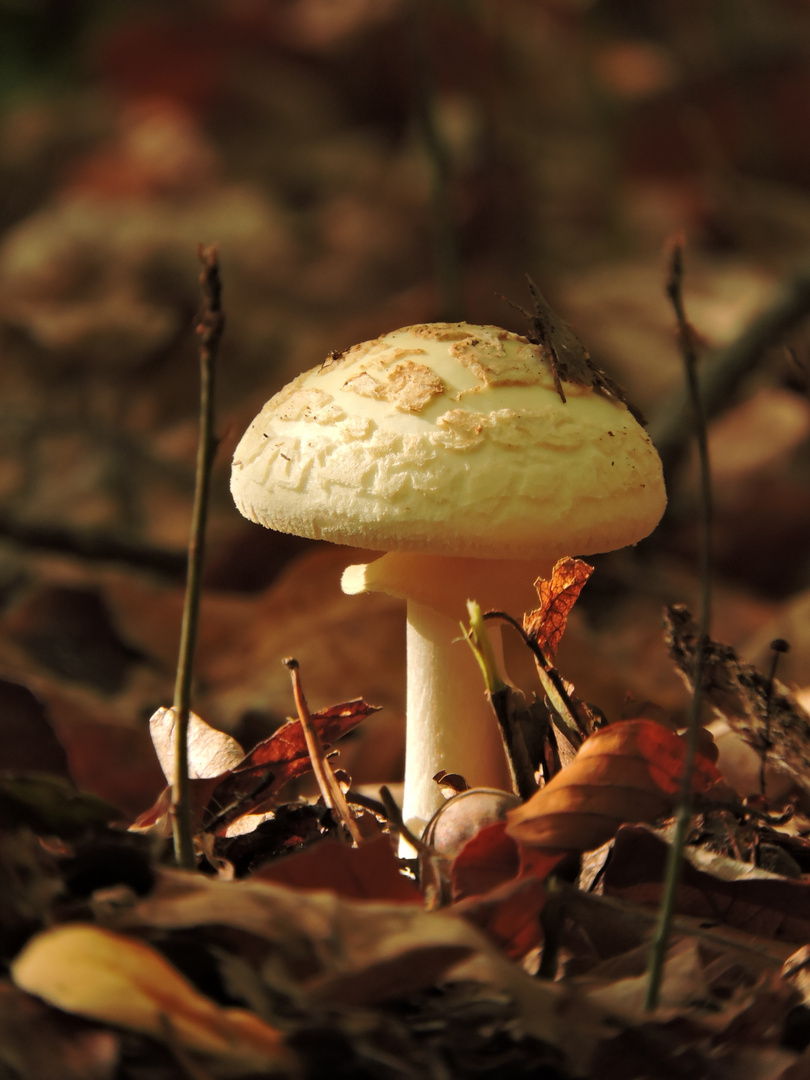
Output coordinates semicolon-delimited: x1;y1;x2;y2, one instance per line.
524;557;593;663
506;719;722;852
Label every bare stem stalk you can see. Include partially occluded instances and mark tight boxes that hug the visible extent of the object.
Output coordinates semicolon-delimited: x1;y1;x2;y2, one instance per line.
172;245;224;870
645;237;713;1010
284;659;363;845
406;0;462;320
464;601;537;801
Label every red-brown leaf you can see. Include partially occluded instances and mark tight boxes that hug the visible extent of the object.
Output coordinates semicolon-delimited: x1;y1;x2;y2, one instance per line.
253;835;421;904
450;820;522;901
453;876;548;959
523;557;593;662
506;719;722;852
237;699;380;773
206;698;380;830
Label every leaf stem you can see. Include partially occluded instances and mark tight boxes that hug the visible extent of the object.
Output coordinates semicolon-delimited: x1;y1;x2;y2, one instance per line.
464;601;537;800
171;245;224;870
645;237;712;1010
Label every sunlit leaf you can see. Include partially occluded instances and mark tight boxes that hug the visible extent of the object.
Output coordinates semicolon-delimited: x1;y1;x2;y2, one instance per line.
209;698;381;829
506;719;721;852
237;699;380;773
524;557;593;662
11;923;294;1069
148;706;244;783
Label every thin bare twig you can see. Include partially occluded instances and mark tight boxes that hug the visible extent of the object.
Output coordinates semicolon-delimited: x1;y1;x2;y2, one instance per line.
406;0;462;320
172;245;224;871
760;638;791;796
284;658;363;845
379;785;432;856
645;237;713;1011
652;259;810;478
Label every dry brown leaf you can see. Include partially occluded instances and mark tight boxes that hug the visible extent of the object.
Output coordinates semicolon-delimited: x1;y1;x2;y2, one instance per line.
605;825;810;945
586;938;709;1018
103;867;612;1074
133;696;380;836
253;835;421;904
523;557;594;663
208;697;380;829
666;605;810;794
106;868;480;1002
506;719;722;851
0;983;118;1080
452;875;548;960
11;924;295;1070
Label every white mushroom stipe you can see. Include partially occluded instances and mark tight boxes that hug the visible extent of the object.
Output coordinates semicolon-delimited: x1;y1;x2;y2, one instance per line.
404;601;513;840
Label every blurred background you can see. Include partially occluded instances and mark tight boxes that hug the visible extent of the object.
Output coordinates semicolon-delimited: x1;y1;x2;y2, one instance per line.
1;0;810;816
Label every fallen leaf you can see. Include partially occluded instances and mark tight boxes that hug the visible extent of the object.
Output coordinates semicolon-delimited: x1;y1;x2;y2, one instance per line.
605;826;810;945
506;719;722;851
253;835;421;904
105;868;484;1005
524;557;594;663
210;698;380;829
11;923;295;1070
238;698;380;774
452;875;548;960
666;605;810;794
129;777;223;838
586;937;709;1018
98;866;616;1074
449;820;522;901
0;983;118;1080
149;706;245;782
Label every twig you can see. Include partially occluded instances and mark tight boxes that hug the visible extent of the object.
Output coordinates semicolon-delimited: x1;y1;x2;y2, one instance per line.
463;601;537;800
645;237;713;1011
171;245;224;871
652;258;810;478
406;0;463;320
284;659;363;845
378;785;432;856
759;638;791;796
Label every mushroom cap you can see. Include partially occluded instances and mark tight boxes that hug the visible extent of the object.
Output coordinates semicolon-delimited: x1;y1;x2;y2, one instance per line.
231;322;666;560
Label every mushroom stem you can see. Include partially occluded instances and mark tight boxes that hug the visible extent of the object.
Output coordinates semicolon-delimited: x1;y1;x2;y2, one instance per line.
343;551;550;855
404;599;514;842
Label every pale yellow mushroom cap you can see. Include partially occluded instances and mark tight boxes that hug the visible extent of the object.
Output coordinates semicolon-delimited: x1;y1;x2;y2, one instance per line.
230;322;666;560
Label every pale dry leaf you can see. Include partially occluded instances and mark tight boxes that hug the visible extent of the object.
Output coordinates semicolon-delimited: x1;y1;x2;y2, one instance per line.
11;924;295;1070
586;938;708;1019
149;706;245;783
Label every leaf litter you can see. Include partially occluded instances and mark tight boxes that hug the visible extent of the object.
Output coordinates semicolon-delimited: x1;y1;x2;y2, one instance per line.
5;560;810;1078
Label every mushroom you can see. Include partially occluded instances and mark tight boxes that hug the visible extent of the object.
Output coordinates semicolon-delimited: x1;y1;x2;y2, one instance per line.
231;321;666;846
